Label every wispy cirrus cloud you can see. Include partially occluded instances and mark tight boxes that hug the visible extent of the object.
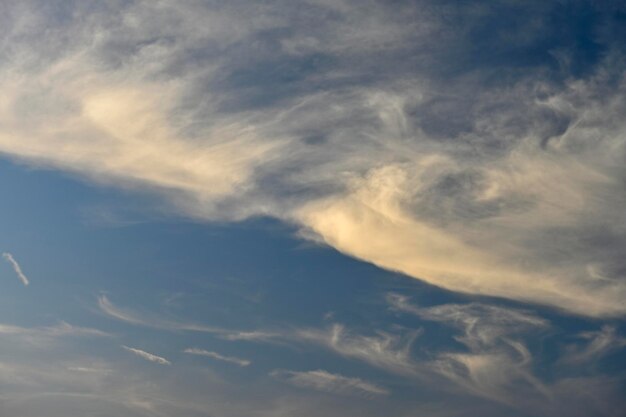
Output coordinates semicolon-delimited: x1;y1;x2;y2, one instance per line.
183;348;250;367
562;325;626;365
0;321;111;346
296;324;421;376
98;294;224;333
0;1;625;317
388;294;551;404
122;345;171;366
97;294;278;341
3;252;30;286
0;0;626;316
98;294;419;375
271;369;389;397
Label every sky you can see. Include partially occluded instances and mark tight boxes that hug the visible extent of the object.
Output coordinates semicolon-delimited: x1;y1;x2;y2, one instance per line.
0;1;625;416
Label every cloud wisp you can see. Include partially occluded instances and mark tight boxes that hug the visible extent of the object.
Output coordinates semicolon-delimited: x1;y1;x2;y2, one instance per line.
97;294;278;342
271;369;389;397
0;321;111;346
296;324;421;376
183;348;250;367
562;326;626;365
98;294;225;333
388;294;552;404
99;294;420;376
122;345;171;366
3;252;30;286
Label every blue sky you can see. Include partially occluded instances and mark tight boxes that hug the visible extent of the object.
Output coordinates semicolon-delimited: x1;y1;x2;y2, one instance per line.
1;1;625;416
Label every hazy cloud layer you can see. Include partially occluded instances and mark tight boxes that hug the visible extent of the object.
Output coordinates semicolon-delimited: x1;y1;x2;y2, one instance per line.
1;1;626;318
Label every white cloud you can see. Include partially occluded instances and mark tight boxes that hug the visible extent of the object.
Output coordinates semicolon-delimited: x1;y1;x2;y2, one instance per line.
2;252;30;286
183;348;250;367
122;345;171;366
271;369;389;397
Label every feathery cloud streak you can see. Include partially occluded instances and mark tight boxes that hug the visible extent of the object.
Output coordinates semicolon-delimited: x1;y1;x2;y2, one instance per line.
97;294;278;341
388;294;555;405
122;345;171;366
1;1;626;315
271;369;389;397
0;321;110;341
3;253;30;286
183;348;251;367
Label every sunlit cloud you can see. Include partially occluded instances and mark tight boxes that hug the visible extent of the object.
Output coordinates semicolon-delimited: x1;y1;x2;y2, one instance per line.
2;252;30;286
0;1;625;318
0;3;625;414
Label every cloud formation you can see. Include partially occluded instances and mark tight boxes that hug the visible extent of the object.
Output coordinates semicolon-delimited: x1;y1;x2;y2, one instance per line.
562;325;626;364
0;321;110;344
296;324;420;376
121;345;171;366
388;294;550;398
183;348;250;367
98;294;225;332
1;1;626;317
98;294;276;340
2;252;30;286
271;369;389;397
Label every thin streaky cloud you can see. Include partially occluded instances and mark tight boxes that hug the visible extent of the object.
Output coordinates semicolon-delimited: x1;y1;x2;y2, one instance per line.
67;366;112;375
101;295;419;374
0;321;111;339
98;294;224;333
2;252;30;286
183;348;251;367
98;294;278;341
98;295;147;326
121;345;171;366
271;369;389;397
